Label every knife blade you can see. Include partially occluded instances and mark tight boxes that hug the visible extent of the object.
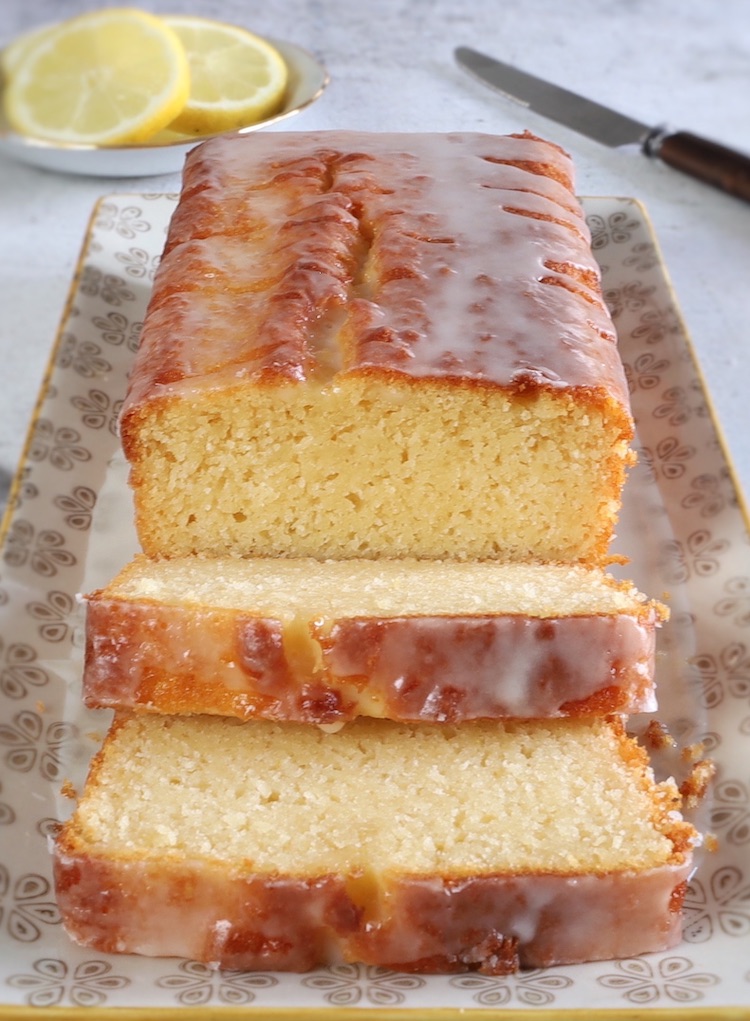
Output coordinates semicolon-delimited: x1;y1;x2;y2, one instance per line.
455;46;750;203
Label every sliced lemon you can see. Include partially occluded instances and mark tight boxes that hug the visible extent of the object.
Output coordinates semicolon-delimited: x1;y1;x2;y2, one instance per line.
4;8;190;146
1;21;56;77
163;15;288;134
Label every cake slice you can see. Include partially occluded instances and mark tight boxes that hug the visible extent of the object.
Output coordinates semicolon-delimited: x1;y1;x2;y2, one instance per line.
54;714;697;973
82;555;667;722
119;130;634;564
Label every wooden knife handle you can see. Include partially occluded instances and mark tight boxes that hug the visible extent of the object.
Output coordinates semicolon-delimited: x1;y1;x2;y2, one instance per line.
647;130;750;203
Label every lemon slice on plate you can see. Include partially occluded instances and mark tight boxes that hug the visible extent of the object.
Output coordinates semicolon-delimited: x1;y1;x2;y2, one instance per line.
163;15;288;134
0;21;56;76
4;7;190;146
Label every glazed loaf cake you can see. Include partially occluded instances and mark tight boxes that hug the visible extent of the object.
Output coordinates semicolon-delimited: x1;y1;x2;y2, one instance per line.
120;130;634;564
83;555;668;722
54;713;696;973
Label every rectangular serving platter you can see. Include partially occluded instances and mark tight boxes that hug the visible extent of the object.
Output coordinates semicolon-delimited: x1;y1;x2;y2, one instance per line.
0;194;749;1018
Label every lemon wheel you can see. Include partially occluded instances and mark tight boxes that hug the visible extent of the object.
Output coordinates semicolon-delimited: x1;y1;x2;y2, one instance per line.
163;15;288;134
4;7;190;146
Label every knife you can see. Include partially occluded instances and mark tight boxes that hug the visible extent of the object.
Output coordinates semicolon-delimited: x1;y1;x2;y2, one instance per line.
455;46;750;204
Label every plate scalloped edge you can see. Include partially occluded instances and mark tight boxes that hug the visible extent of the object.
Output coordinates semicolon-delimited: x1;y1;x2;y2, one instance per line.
0;192;749;1018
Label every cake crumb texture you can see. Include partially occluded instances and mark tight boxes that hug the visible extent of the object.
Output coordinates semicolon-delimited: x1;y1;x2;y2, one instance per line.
120;130;633;563
61;715;692;875
83;556;667;722
53;715;697;972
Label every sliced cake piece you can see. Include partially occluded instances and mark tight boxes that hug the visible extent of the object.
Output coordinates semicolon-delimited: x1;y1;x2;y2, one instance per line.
54;714;697;973
119;130;633;564
82;556;668;722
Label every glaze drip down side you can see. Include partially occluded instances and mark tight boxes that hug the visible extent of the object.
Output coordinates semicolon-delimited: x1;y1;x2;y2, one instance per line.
119;130;634;562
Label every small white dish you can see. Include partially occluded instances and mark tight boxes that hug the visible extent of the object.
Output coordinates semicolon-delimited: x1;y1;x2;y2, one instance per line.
0;36;329;178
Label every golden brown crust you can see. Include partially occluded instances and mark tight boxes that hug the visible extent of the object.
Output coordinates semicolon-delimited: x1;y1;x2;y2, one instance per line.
122;130;629;404
52;714;698;971
83;593;662;722
116;131;633;563
53;838;693;972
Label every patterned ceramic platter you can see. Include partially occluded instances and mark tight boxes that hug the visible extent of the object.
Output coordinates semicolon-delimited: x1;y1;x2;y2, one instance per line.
0;194;748;1019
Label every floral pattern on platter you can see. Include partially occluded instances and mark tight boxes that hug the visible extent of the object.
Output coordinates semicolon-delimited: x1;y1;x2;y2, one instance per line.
0;195;748;1014
155;961;278;1007
5;959;131;1008
447;968;574;1008
596;956;720;1005
301;964;425;1006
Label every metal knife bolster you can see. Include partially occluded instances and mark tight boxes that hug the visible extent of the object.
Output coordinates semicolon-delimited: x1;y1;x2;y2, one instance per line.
645;129;750;203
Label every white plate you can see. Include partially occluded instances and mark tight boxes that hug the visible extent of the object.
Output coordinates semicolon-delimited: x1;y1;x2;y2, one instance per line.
0;194;748;1017
0;38;329;178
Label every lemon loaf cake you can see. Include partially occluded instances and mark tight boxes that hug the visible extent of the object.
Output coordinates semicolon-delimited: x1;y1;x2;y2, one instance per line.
54;714;697;973
119;130;634;563
83;555;667;722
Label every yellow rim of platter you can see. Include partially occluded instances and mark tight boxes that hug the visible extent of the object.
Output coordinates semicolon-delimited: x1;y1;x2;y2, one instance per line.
632;199;750;532
0;196;104;547
1;1005;750;1019
0;197;748;1021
